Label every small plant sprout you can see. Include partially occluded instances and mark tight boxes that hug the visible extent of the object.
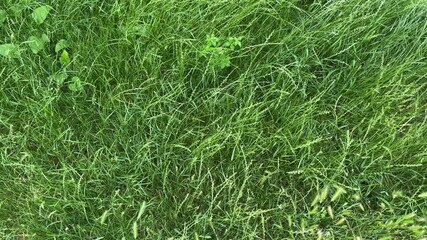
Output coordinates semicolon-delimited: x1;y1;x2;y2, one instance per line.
69;76;83;92
202;34;243;69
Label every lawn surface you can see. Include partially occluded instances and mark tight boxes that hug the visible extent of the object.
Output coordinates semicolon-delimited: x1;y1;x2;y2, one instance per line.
1;0;427;239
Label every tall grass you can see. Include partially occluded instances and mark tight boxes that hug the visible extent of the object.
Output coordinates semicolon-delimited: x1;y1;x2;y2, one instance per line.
1;0;426;239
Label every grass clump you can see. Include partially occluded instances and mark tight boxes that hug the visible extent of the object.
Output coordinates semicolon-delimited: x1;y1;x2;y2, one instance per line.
1;0;426;239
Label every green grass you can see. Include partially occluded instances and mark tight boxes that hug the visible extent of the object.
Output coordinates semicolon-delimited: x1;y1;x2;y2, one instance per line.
1;0;427;239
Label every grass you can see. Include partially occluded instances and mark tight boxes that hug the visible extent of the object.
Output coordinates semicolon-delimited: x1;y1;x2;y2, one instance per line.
1;0;427;239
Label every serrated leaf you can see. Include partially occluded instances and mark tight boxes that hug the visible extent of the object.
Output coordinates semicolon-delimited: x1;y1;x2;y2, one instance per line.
0;9;7;23
32;5;51;25
60;49;70;66
27;35;49;54
69;76;83;92
0;44;19;57
418;192;427;198
55;39;69;53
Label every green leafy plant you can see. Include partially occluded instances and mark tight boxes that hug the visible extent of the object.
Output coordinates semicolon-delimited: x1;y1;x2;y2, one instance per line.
10;4;26;17
202;34;242;69
0;44;19;58
51;71;68;85
27;34;50;54
224;36;243;51
69;76;83;92
60;49;71;66
31;5;51;25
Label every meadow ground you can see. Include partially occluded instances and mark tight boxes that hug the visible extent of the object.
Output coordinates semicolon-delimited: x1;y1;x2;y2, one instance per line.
1;0;427;239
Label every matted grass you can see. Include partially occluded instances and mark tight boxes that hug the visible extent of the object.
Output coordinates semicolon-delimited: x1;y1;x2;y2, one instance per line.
1;0;426;239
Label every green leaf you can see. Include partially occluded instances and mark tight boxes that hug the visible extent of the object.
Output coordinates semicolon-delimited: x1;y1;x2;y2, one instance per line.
55;39;69;53
32;5;51;25
27;34;50;54
10;4;26;16
206;34;219;47
418;192;427;198
60;50;71;66
0;9;7;23
0;44;19;58
42;34;50;43
52;71;68;85
69;76;83;92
